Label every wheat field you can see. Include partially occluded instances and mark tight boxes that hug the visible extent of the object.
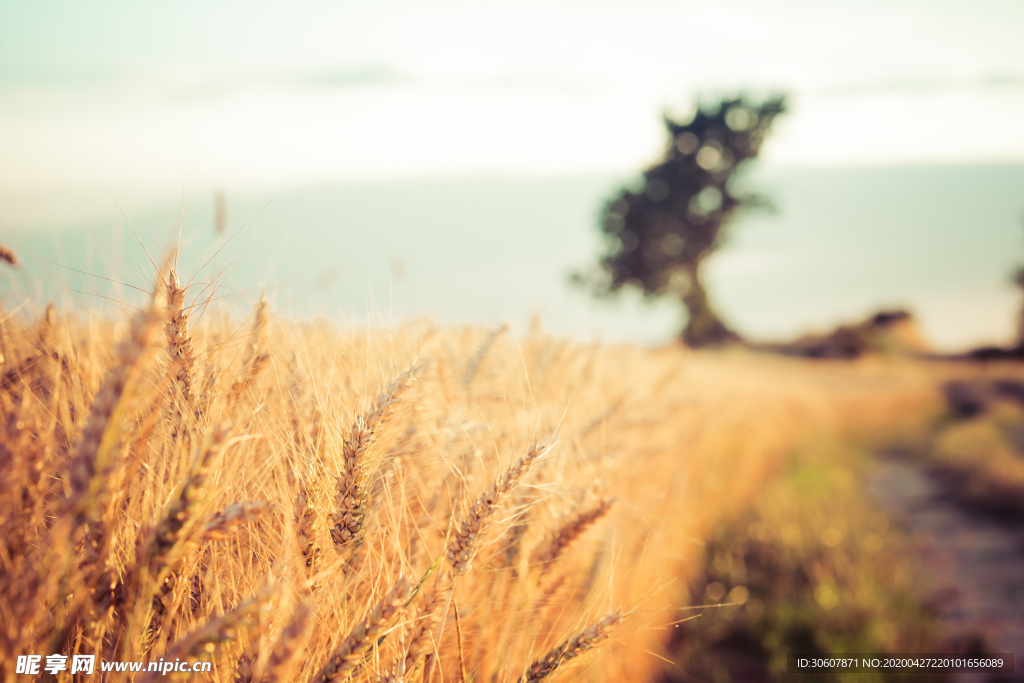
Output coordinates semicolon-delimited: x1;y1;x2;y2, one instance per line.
0;267;942;683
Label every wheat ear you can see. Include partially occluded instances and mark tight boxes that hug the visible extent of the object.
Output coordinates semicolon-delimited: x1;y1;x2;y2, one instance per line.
503;496;532;576
261;602;312;682
147;422;233;616
530;498;613;570
463;322;508;385
0;243;19;267
447;441;551;576
202;500;270;541
295;488;319;568
231;295;270;397
1;304;58;389
313;578;411;683
330;367;417;555
66;282;166;570
517;612;621;683
38;303;56;350
166;270;197;414
402;573;452;676
138;589;277;683
68;286;165;506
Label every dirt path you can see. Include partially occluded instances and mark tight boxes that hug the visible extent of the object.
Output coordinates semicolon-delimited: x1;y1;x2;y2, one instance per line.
869;460;1024;681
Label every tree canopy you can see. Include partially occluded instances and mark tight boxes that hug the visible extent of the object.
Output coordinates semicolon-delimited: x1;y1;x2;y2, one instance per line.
580;94;786;347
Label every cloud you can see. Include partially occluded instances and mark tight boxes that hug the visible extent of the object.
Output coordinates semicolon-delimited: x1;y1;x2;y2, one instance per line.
0;65;413;99
466;73;594;93
169;66;413;101
291;66;412;89
817;73;1024;97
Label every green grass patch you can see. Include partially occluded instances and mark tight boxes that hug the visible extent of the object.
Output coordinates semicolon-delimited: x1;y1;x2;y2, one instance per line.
660;439;951;683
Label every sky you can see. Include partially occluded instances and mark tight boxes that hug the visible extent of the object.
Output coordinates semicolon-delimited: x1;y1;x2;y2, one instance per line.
2;0;1024;204
2;1;1024;351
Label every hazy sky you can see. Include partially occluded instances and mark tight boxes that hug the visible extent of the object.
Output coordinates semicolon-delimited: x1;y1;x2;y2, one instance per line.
2;0;1024;199
2;1;1024;351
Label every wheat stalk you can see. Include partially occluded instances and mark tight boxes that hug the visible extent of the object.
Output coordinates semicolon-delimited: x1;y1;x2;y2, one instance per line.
202;501;270;541
464;322;508;386
64;282;166;591
231;295;270;399
138;589;278;683
330;367;417;557
260;602;312;683
401;573;452;676
37;303;56;351
503;496;532;576
313;578;411;683
166;270;197;416
147;422;234;618
517;612;621;683
245;295;268;362
530;499;613;571
67;286;165;510
1;304;59;390
236;646;259;683
296;488;320;568
447;441;552;576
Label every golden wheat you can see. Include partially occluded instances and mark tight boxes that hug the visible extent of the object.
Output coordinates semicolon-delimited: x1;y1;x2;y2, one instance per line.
138;589;278;683
447;440;551;576
518;612;621;683
314;578;411;683
166;270;198;417
331;367;418;562
261;602;312;682
531;498;613;571
202;501;271;541
0;284;943;683
230;295;270;402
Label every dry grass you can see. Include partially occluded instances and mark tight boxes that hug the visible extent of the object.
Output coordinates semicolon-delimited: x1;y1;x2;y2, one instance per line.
927;401;1024;517
887;370;1024;518
0;273;942;682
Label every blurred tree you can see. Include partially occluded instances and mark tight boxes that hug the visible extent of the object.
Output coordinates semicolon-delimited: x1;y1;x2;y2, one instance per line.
577;95;786;347
1014;215;1024;348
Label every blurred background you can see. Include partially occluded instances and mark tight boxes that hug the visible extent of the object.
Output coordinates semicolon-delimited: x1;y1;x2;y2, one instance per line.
2;0;1023;350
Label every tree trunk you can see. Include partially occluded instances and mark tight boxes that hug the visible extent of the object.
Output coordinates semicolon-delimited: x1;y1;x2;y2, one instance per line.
680;266;741;348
